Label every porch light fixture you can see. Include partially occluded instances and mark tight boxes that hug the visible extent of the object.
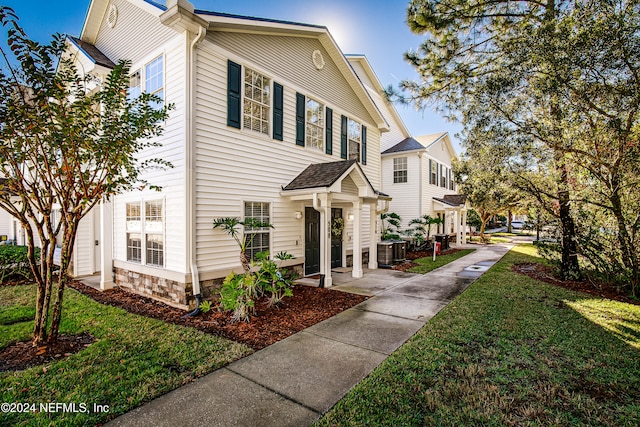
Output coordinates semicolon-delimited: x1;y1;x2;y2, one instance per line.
347;212;354;221
294;211;303;220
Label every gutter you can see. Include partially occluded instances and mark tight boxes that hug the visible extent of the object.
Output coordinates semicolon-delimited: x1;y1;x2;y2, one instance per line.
184;25;207;317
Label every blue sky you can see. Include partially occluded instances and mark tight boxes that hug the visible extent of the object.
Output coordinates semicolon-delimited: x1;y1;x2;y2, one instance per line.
1;0;463;152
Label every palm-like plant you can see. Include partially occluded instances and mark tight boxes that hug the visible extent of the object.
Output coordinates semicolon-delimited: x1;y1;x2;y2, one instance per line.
407;215;443;248
381;212;402;240
212;217;274;272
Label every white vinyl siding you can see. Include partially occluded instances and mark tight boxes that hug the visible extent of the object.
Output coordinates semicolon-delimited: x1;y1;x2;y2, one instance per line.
194;44;380;273
210;31;374;125
94;0;175;67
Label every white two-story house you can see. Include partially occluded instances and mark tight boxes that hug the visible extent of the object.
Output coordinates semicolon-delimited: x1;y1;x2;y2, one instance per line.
62;0;392;308
345;56;468;244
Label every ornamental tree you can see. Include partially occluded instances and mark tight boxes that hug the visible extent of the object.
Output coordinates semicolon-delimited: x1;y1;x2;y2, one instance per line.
0;7;172;345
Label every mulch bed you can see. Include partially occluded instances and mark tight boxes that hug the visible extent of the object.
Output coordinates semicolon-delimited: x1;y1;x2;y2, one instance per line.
0;281;367;371
392;248;463;273
66;281;366;350
0;333;95;372
512;262;639;306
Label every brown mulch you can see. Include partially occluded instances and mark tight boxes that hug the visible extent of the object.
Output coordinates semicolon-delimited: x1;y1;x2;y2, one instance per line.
67;281;366;350
512;262;639;306
392;248;463;273
0;333;95;372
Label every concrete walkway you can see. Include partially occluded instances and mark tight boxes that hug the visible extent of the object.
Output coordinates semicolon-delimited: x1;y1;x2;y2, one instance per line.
106;243;512;427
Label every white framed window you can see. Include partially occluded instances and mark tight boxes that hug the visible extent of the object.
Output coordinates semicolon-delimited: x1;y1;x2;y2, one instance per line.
441;165;447;188
430;159;438;185
125;200;164;267
393;157;408;183
129;54;164;109
243;68;271;134
348;118;361;161
244;202;270;261
306;98;324;150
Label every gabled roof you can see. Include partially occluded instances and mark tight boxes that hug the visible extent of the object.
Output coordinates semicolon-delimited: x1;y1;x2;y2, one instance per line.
283;160;358;191
433;194;467;207
67;36;115;69
381;137;425;155
415;132;447;148
80;0;389;131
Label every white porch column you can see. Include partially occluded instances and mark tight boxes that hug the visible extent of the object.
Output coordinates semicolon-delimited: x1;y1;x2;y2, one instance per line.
368;202;378;269
352;200;363;278
462;209;468;244
100;199;114;290
319;194;333;287
454;210;461;246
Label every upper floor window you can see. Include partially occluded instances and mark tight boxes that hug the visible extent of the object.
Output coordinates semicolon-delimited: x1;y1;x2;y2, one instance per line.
129;55;164;110
441;165;447;188
348;118;361;161
429;159;438;185
306;98;324;151
393;157;408;183
243;67;271;135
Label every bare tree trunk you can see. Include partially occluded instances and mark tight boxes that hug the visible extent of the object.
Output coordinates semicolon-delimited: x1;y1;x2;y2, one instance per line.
47;219;78;343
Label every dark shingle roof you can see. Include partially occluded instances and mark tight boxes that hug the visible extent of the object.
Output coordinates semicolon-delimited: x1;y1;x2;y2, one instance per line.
284;160;357;191
381;137;425;155
68;36;115;69
433;194;467;207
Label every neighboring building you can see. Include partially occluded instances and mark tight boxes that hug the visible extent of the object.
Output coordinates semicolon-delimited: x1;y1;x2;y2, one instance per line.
346;56;468;244
381;133;468;244
62;0;391;308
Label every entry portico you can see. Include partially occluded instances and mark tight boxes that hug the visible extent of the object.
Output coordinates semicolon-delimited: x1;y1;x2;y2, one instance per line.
281;160;387;287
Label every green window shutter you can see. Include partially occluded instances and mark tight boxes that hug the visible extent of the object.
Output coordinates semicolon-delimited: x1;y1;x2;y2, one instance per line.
340;115;347;159
273;82;283;141
227;60;241;129
325;107;333;155
296;92;305;146
429;160;432;184
361;125;367;165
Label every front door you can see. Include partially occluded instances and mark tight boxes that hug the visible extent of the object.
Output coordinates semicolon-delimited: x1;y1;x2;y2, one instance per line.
330;208;343;269
304;207;320;275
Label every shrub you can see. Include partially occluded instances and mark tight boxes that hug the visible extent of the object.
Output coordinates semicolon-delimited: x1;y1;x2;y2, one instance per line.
0;245;39;283
219;251;296;322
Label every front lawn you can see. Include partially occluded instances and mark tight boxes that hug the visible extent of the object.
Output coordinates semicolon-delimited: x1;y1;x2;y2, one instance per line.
0;285;252;427
407;248;475;274
317;245;640;426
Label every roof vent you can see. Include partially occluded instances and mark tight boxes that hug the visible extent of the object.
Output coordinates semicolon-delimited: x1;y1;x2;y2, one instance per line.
107;4;118;28
312;50;325;70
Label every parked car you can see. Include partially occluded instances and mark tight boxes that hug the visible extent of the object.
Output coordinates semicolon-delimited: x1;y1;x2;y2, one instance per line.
511;221;524;229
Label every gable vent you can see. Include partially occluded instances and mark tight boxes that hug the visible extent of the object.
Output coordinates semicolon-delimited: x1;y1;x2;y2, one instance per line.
312;50;325;70
107;4;118;28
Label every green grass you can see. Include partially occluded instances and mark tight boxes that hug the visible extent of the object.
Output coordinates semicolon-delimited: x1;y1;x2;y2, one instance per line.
408;249;476;274
0;285;253;426
317;244;640;426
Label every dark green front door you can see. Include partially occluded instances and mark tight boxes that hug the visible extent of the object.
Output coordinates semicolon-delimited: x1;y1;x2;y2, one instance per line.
305;207;320;275
331;208;343;269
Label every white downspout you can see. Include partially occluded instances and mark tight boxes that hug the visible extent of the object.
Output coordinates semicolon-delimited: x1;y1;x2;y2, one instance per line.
185;26;206;313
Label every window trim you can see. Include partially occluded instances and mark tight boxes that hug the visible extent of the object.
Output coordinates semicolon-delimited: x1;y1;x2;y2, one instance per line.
305;96;325;152
347;117;362;162
129;53;165;109
243;201;272;261
242;66;272;136
393;156;408;184
125;199;165;268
